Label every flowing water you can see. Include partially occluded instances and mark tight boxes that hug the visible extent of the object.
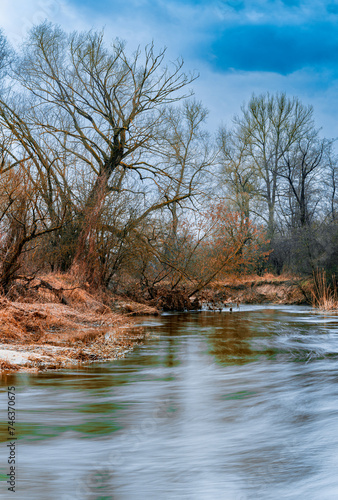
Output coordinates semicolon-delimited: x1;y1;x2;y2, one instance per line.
1;305;338;499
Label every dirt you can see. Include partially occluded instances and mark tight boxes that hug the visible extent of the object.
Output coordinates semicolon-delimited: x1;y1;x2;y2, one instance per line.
199;275;311;308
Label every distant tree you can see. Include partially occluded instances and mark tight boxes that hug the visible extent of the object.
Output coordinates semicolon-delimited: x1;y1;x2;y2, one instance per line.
187;202;269;296
222;93;314;237
280;134;332;228
0;29;12;80
323;150;338;222
157;100;214;238
218;126;258;220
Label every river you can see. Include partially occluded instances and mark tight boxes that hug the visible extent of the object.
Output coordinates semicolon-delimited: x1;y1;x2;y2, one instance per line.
1;305;338;499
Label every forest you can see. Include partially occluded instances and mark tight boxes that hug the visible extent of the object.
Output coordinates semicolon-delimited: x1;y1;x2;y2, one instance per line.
0;22;337;309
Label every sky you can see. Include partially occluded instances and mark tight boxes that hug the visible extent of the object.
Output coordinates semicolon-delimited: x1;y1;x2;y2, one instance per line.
1;0;338;138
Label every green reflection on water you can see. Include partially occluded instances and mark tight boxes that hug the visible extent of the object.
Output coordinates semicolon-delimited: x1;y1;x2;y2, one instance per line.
0;419;122;443
221;390;257;400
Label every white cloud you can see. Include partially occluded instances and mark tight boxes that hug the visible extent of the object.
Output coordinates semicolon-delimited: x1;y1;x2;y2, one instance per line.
215;0;336;26
0;0;93;46
1;0;338;142
192;62;338;140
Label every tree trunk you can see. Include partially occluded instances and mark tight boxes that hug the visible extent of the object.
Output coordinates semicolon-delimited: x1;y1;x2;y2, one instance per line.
70;171;109;285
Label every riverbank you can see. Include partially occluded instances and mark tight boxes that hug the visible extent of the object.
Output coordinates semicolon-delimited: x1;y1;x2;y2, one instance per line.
0;273;312;373
207;274;310;306
0;273;159;373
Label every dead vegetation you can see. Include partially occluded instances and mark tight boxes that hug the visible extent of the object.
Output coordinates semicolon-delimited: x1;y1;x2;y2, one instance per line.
201;273;311;306
311;269;338;311
0;271;315;373
119;273;311;312
0;359;19;372
151;287;198;312
0;272;156;372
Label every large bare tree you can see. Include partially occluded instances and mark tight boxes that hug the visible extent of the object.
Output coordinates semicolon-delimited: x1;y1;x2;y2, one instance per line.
7;22;198;282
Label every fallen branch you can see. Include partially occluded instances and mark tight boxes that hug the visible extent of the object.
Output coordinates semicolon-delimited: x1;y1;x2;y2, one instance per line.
16;276;72;305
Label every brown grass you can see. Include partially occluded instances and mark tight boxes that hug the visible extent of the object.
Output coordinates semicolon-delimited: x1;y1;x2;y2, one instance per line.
0;360;19;371
206;273;308;305
0;272;156;344
0;272;154;372
311;269;338;310
213;272;297;287
7;272;114;312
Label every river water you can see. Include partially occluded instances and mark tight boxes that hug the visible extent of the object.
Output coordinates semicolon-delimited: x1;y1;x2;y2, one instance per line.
1;305;338;499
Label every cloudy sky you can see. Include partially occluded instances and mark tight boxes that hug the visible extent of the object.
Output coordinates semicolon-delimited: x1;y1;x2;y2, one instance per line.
1;0;338;137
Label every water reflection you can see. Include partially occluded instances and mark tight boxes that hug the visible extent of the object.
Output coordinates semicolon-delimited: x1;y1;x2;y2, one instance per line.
1;305;338;499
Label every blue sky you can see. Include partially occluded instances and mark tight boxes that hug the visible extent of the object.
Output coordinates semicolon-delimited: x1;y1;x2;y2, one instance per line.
2;0;338;137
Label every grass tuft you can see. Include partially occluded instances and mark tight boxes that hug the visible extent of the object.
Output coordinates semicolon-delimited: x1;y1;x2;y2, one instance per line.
311;269;338;310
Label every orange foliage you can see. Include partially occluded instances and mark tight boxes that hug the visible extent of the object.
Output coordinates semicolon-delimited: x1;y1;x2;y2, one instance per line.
188;202;270;295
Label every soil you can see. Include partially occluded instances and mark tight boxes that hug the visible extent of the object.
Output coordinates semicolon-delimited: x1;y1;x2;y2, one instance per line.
207;275;311;306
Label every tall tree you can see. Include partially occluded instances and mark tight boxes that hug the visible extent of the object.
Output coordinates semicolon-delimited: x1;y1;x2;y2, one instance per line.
156;100;215;236
222;93;314;237
0;29;11;81
280;134;332;228
11;22;197;282
218;126;258;220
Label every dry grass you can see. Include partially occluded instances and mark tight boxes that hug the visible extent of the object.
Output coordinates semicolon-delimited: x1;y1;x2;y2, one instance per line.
8;272;114;312
207;273;308;305
0;272;157;341
0;360;19;372
0;298;46;342
0;323;148;372
0;272;156;371
0;300;131;345
311;269;338;311
213;272;297;287
114;298;159;316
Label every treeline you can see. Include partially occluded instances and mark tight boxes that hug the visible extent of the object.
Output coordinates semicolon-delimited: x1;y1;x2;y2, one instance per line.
0;23;336;299
219;93;338;276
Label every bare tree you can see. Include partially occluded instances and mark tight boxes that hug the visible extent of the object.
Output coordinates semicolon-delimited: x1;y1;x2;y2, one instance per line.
155;100;215;233
0;167;64;292
280;134;332;228
324;150;338;221
218;126;258;220
223;93;314;237
0;29;12;81
14;22;197;281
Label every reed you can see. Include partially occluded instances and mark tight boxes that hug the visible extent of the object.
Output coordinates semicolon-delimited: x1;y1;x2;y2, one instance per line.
311;268;338;310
